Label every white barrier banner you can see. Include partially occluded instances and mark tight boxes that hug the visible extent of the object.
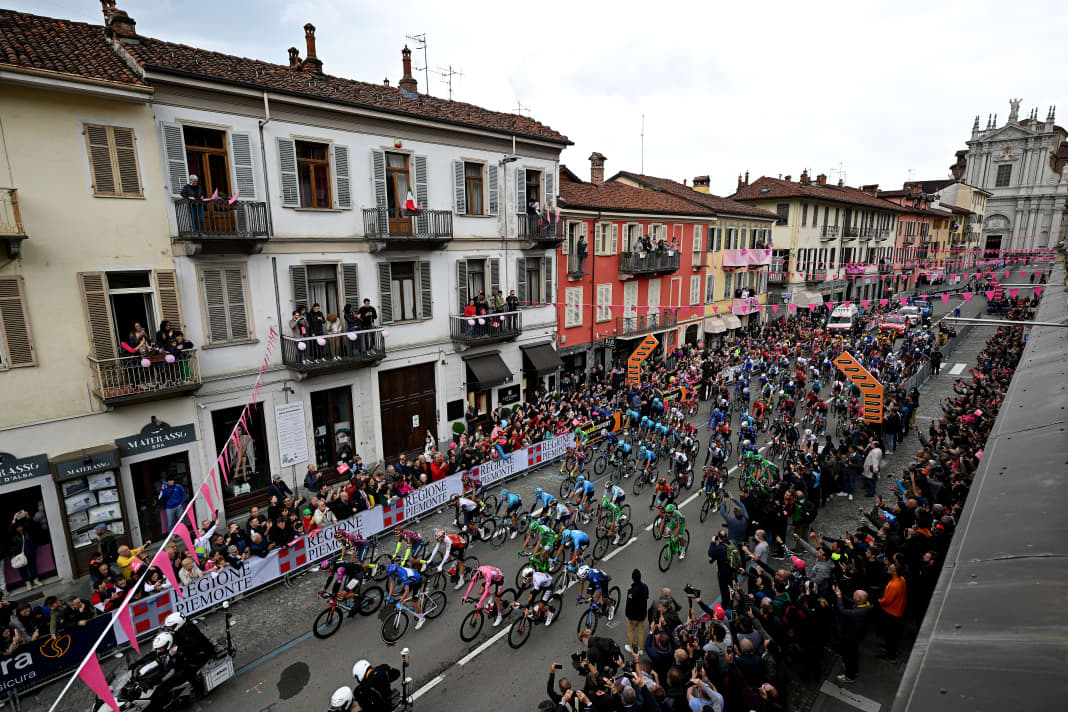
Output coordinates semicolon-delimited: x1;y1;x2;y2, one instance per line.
474;455;513;486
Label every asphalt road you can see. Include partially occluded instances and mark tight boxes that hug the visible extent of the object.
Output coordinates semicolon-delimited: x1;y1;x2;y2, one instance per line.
43;265;1047;712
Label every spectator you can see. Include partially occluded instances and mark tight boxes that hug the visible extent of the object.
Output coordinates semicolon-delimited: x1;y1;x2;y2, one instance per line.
9;513;41;591
834;585;873;684
576;232;589;275
624;568;649;654
877;562;907;661
180;175;205;232
116;541;150;581
269;474;293;501
178;557;204;586
158;477;187;531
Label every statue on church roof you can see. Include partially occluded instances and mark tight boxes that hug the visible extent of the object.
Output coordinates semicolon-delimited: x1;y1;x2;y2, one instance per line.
1008;97;1022;123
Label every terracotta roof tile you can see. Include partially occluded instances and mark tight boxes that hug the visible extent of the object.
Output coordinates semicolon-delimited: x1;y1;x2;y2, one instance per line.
122;34;568;144
731;176;907;212
609;171;779;220
0;9;145;86
559;170;717;217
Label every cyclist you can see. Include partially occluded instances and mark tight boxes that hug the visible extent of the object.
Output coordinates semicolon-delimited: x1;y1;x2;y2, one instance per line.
462;565;509;627
549;497;575;530
705;438;726;467
520;566;556;626
426;529;469;590
576;565;614;618
520;519;558;558
320;557;371;617
498;488;524;538
702;464;724;495
663;503;687;559
600;496;625;546
531;487;556;516
604;481;626;508
462;473;485;503
385;563;426;629
636;443;657;479
651;476;674;510
571;475;597;520
624;406;641;431
670;447;691;480
555;528;590;567
451;494;482;542
391;528;425;567
334;529;371;564
613;439;634;476
707;405;724;432
738;439;758;462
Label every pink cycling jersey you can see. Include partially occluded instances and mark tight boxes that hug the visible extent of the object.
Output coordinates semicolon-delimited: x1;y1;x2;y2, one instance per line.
464;565;504;609
397;529;422;544
337;530;367;547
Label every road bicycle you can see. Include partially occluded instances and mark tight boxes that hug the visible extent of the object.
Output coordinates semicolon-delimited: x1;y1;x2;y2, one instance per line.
459;586;518;642
591;519;633;560
514;551;560;589
595;501;632;530
381;588;448;643
312;581;385;639
699;483;724;524
630;466;658;495
553;555;591;595
574;587;621;640
489;509;530;549
426;554;481;591
657;528;690;572
508;595;563;649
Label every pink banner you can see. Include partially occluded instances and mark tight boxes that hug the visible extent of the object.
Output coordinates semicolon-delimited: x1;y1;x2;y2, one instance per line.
117;604;139;654
199;481;215;513
173;523;197;560
150;550;184;598
80;652;120;712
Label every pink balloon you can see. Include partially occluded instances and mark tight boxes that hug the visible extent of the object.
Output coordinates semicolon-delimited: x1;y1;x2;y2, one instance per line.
297;341;307;351
381;330;390;338
478;318;486;325
140;357;151;368
346;332;357;341
165;353;176;363
467;318;475;326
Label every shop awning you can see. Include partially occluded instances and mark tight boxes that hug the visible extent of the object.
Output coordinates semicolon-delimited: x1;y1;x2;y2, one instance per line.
464;352;512;391
722;313;742;330
521;342;562;374
794;289;824;309
703;316;727;334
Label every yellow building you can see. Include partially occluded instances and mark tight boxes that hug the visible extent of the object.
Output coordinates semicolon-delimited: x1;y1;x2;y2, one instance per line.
0;11;202;582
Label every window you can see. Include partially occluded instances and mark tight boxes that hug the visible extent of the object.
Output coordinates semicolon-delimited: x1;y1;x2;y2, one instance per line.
646;279;660;316
464;162;484;215
385;152;410;214
739;229;747;250
834;207;839;226
995;164;1012;188
758;270;768;294
296;140;332;208
0;276;35;368
801;203;808;227
526;169;542;206
823;206;829;226
84;124;142;197
705;274;716;303
693;225;703;254
389;261;418;321
689;275;701;305
776;203;789;225
565;286;583;328
595;223;618;255
526;257;543;304
812;203;819;227
199;265;252;345
623;223;641;253
311;386;355;467
596;283;612;322
723;271;733;295
377;259;433;324
107;271;158;347
714;228;722;251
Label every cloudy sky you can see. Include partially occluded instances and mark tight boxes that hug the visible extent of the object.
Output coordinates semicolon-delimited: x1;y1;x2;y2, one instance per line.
17;0;1068;194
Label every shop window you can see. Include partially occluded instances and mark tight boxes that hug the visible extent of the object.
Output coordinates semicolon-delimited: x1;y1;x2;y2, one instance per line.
129;452;192;542
0;484;59;587
215;402;271;505
311;386;355;467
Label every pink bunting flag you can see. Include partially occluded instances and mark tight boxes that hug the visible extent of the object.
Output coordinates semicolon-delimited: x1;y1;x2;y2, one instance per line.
771;304;779;313
199;480;215;513
1009;288;1018;299
217;453;230;485
186;509;199;537
228;188;241;205
1004;271;1011;279
843;301;851;308
712;306;718;313
116;602;139;654
150;549;184;598
80;652;121;712
899;298;908;306
809;303;817;310
963;292;973;303
788;304;796;311
173;523;197;560
940;294;949;305
985;290;995;300
861;300;870;309
1034;286;1043;297
880;299;888;307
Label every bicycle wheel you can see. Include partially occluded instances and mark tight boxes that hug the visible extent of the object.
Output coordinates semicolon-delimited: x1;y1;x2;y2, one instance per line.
490;524;510;550
462;555;480;574
593;456;607;476
499;587;518;618
460;609;484;642
605;466;621;486
657;543;674;572
424;590;448;619
517;512;530;533
483;494;499;513
682;470;694;490
592;536;610;560
372;553;393;582
381;609;409;643
558;476;573;500
427;571;448;591
358;585;385;616
618;522;633;541
619;503;632;523
652;515;665;540
632;476;646;496
699;496;712;523
576;607;599;639
546;593;563;624
313;606;343;639
478;518;496;542
514;567;527;590
508;613;532;649
547;555;563;575
606;586;621;621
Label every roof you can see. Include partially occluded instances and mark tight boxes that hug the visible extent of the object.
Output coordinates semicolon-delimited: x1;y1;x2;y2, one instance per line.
902;178;956;194
731;176;907;212
120;33;569;145
609;171;780;220
558;170;718;218
0;9;146;87
937;202;974;215
879;193;955;217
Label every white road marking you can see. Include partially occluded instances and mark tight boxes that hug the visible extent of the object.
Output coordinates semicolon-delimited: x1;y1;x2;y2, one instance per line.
457;625;511;666
819;680;882;712
948;362;967;375
411;675;445;701
602;536;638;561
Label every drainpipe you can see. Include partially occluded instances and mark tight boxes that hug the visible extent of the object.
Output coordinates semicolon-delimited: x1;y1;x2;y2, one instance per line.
258;92;275;236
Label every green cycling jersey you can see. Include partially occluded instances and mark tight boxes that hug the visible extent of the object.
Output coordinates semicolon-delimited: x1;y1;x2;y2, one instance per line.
601;498;621;522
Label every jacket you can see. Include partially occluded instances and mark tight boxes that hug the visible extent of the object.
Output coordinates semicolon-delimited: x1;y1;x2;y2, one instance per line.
836;594;872;642
878;576;906;618
720;498;749;545
159;483;186;509
625;581;650;621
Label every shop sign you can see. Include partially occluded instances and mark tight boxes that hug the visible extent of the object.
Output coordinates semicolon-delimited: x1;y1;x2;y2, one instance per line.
498;385;521;405
0;452;50;487
52;450;119;481
115;423;197;457
275;402;309;468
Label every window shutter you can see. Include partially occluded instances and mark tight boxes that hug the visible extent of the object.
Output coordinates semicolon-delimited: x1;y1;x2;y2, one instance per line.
161;122;187;197
516;257;527;303
715;228;722;251
231;132;256;201
224;267;250;340
371;149;388;234
0;276;36;367
647;278;660;316
544;169;555;206
111;127;142;196
341;264;360;306
453;160;467;215
377;263;394;324
78;272;117;360
201;267;229;344
693;225;702;253
277;137;299;207
85;125;116;195
332;144;351;209
490;258;500;298
690;275;700;305
705;274;715;303
487;163;499;216
594;224;604;256
456;260;469;311
515;168;526;215
561;226;569;255
419;261;433;319
543;254;553;306
290;265;309;309
155;269;183;331
610;224;619;254
413;155;429;234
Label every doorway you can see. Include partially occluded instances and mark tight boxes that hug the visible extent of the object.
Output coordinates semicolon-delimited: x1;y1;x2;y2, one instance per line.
214;402;271;510
184;126;235;230
379;363;436;460
1;485;59;587
130;452;193;542
385;152;411;234
984;234;1002;258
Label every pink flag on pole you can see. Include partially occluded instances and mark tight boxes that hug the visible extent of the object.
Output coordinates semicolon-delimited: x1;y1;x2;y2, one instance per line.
985;290;995;300
199;480;215;513
963;292;973;303
1019;271;1028;280
788;303;796;311
1009;288;1018;299
941;294;950;305
80;652;121;712
116;603;139;654
150;549;184;598
1034;286;1043;297
173;523;196;559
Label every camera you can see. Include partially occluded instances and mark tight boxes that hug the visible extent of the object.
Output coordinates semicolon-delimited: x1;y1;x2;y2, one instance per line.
570;651;588;672
683;584;701;598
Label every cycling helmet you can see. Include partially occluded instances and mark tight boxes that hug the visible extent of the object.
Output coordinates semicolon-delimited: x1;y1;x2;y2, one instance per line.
575;475;584;486
163;612;185;631
152;632;173;652
352;660;372;682
434;529;445;539
534;487;543;498
320;558;338;570
386;564;400;578
330;687;354;709
528;521;540;533
577;565;591;581
658;477;667;485
521;566;534;580
743;440;751;447
449;493;459;503
665;504;677;515
501;488;510;497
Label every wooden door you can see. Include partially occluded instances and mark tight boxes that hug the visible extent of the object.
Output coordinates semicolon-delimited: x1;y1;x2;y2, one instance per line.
379;362;436;460
386;153;412;235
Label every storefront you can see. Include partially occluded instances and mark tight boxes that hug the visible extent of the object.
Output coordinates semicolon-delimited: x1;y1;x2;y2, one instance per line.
520;342;561;402
213;401;271;513
115;421;200;543
0;452;61;588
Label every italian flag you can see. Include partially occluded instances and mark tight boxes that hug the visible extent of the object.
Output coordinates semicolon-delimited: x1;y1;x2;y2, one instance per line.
404;189;417;212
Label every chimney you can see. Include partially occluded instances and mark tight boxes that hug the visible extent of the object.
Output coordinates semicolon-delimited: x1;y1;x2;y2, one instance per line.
589;152;606;186
99;0;116;19
837;177;844;187
744;170;749;186
288;47;301;67
737;174;744;191
816;173;827;186
861;183;879;196
383;78;391;87
399;46;418;93
301;24;323;73
693;175;710;194
800;169;810;185
784;175;792;182
102;2;137;42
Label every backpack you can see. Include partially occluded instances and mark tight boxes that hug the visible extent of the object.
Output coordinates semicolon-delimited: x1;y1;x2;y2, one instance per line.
802;498;818;522
726;541;743;571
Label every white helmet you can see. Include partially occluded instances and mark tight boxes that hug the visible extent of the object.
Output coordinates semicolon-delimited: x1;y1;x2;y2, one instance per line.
330;686;354;709
521;566;534;579
163;612;185;631
352;659;372;682
805;429;812;436
577;565;591;581
152;632;173;652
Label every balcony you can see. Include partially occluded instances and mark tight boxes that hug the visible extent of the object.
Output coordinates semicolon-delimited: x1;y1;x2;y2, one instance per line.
731;297;761;315
877;262;893;274
618;250;680;276
281;331;386;376
0;188;28;258
172;199;269;254
769;264;788;283
450;312;522;347
722;248;772;268
820;225;838;241
616;311;677;337
89;351;202;406
518;214;565;248
842;226;860;239
804;272;827;283
363;208;453;251
875;228;892;242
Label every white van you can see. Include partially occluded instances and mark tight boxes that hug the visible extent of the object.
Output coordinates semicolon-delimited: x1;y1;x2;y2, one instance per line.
826;304;859;331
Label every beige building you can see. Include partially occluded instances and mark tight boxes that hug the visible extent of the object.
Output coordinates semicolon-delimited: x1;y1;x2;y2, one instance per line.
0;11;203;582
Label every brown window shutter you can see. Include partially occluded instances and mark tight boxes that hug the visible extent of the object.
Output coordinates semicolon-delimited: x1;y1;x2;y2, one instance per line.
111;127;143;196
0;276;36;367
78;272;117;360
85;125;116;196
155;269;183;332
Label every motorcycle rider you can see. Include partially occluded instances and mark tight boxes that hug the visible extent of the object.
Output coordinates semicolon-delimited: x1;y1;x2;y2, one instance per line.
328;686;354;712
352;658;401;712
163;612;215;675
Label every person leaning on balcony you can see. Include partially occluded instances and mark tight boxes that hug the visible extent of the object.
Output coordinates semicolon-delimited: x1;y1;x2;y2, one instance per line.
325;313;342;360
576;233;589;275
180;175;205;232
356;298;378;355
155;320;175;348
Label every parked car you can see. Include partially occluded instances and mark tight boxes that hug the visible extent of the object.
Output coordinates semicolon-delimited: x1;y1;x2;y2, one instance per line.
897;305;922;326
906;298;933;318
879;314;909;335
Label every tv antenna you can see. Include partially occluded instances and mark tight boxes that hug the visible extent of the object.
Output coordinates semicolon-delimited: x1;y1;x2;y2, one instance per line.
434;64;464;100
405;33;430;95
515;100;529;116
831;161;846;185
907;167;916;182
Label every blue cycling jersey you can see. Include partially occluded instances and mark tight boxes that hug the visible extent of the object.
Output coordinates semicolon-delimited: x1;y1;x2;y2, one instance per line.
639;448;656;461
503;493;522;509
536;492;555;508
626;410;640;421
618;442;632;454
656;424;669;435
578;481;596;496
588;569;609;586
394;567;422;588
563;530;589;547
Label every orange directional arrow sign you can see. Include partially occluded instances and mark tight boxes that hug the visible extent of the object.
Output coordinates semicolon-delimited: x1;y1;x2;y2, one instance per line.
833;351;884;423
627;334;659;387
